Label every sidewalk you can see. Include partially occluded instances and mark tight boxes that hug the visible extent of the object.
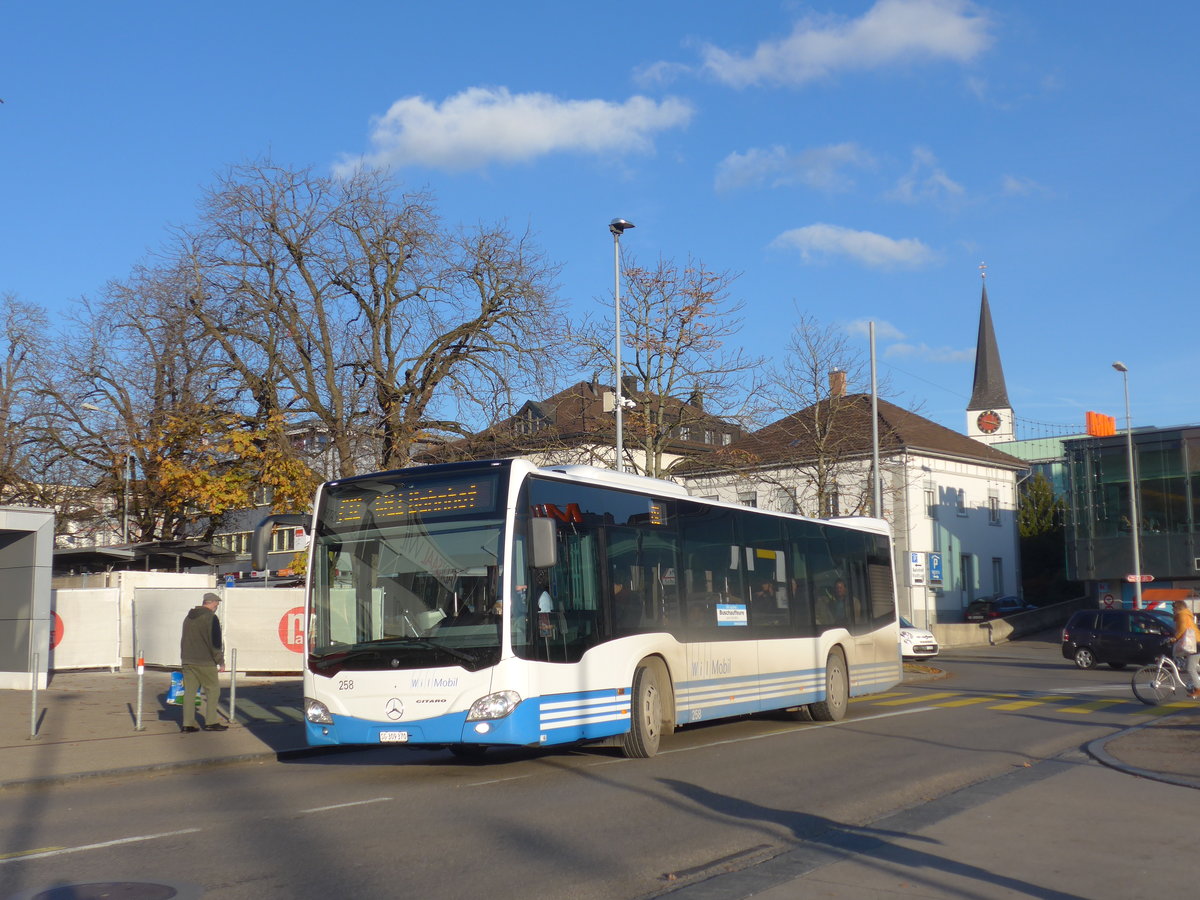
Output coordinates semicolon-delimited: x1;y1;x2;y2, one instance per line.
0;669;310;790
3;667;1200;792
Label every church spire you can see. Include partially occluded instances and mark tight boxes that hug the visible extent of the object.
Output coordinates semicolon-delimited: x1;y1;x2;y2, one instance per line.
966;265;1014;443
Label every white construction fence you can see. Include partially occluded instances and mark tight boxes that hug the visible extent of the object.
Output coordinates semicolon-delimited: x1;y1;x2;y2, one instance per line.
50;585;305;674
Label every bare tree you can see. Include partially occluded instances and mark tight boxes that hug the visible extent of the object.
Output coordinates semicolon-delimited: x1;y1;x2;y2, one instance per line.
40;266;231;542
0;293;51;503
758;314;875;515
577;256;760;477
185;160;567;476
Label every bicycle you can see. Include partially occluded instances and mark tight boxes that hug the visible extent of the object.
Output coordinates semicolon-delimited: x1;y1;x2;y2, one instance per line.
1131;652;1200;705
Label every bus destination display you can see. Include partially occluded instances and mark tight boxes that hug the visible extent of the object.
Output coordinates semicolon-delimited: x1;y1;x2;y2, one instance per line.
330;478;495;527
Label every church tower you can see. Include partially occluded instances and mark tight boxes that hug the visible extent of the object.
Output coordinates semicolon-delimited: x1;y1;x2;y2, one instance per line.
965;266;1015;444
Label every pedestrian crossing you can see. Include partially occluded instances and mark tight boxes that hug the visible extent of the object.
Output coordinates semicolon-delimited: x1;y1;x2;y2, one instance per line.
852;688;1193;718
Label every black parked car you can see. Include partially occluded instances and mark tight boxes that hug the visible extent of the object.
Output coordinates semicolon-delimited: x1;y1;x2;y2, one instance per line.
1061;609;1173;670
964;595;1033;622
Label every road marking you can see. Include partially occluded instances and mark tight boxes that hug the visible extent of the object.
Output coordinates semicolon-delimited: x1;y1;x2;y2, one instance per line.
0;847;63;860
990;695;1072;711
658;706;946;755
874;691;960;706
1059;699;1128;714
466;774;540;785
300;797;392;814
0;829;201;865
935;694;1010;707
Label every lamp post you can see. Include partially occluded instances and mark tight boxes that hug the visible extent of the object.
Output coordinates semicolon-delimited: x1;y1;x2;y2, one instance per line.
1112;362;1143;609
81;402;132;544
609;218;635;473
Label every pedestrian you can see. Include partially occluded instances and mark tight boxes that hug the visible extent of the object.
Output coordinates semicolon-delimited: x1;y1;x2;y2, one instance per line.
180;592;227;732
1170;600;1200;699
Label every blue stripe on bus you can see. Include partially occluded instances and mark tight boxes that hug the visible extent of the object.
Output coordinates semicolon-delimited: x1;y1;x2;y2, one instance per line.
536;687;632;744
676;662;901;721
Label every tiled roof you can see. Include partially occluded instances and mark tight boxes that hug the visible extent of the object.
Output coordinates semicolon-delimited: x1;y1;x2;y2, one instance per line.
678;394;1027;474
419;380;742;463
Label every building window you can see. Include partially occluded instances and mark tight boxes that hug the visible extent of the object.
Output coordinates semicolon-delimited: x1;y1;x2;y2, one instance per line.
956;489;967;517
823;488;840;518
271;527;297;553
721;432;732;446
925;489;936;518
992;558;1003;595
773;488;796;514
679;425;691;441
738;492;757;508
988;495;1000;524
704;429;714;444
217;531;252;556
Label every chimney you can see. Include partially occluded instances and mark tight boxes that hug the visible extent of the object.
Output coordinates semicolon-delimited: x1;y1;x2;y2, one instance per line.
687;386;704;410
621;375;639;397
829;368;847;398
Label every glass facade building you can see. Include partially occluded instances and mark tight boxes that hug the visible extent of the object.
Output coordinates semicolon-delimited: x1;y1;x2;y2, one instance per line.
1064;426;1200;588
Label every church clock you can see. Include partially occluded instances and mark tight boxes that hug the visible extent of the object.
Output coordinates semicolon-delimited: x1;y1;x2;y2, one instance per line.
976;410;1002;434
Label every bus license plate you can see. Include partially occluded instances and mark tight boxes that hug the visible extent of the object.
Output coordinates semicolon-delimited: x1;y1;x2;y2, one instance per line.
379;731;409;743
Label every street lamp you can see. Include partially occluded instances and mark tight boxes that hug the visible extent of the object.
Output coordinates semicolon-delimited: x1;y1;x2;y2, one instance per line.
1112;362;1143;609
609;218;635;473
81;402;132;545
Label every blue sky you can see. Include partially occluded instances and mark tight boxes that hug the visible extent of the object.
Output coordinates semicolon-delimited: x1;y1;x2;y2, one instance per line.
4;1;1197;436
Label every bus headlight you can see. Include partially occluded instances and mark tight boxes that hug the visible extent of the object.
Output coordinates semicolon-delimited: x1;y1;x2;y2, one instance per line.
305;698;334;725
466;691;521;721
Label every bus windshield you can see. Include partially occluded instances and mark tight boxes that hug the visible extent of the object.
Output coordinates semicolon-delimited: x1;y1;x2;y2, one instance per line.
310;469;507;674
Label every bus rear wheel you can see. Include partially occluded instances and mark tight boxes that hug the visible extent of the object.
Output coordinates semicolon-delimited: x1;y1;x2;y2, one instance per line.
808;648;848;722
621;663;663;758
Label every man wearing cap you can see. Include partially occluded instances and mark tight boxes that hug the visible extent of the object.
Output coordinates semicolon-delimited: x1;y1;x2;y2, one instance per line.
180;592;227;732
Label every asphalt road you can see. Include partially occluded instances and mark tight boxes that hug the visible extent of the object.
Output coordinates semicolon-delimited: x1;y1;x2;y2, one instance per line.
1;632;1192;899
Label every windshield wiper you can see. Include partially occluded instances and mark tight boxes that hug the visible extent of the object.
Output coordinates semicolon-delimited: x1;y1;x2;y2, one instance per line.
361;636;480;666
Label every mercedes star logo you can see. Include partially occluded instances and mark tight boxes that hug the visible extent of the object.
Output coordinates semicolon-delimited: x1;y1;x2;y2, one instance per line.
385;698;404;720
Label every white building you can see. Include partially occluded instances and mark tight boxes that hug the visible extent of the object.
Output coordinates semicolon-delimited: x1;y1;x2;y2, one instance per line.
677;388;1027;628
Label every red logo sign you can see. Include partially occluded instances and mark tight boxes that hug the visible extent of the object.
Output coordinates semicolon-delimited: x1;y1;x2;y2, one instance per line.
51;611;64;649
278;606;305;653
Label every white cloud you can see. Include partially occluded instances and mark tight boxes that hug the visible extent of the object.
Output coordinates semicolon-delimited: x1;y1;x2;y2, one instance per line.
715;142;875;192
846;319;970;363
888;146;964;204
885;342;975;363
771;223;935;268
1001;174;1044;196
845;319;907;341
334;87;693;174
700;0;992;88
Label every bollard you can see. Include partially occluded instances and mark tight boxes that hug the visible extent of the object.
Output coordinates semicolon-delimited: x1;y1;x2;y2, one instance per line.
29;652;39;740
135;652;146;731
229;647;238;727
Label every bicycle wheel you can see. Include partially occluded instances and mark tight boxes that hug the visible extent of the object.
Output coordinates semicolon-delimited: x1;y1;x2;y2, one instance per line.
1132;664;1178;705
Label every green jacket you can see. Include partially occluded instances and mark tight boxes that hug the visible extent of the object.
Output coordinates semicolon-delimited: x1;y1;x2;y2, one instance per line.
180;606;224;667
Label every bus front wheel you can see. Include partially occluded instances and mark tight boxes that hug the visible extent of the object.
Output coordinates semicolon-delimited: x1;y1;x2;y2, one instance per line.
808;648;848;722
621;663;663;758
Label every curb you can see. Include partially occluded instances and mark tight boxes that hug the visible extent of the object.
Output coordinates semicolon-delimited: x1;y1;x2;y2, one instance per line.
1085;710;1200;791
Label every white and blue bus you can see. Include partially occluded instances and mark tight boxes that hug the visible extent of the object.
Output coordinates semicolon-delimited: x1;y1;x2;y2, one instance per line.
252;459;900;758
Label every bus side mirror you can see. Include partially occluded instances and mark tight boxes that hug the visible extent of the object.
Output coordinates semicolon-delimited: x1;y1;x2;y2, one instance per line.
251;514;311;571
530;517;558;569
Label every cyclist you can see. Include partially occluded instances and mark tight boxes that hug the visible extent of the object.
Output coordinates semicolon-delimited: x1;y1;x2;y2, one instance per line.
1170;600;1200;699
